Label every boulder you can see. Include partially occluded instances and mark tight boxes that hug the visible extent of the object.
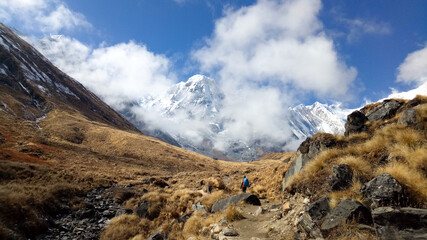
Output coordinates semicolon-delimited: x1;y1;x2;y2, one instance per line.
305;197;331;222
282;134;338;190
360;173;406;208
148;230;166;240
365;99;403;122
398;105;425;130
298;197;330;239
372;207;427;240
134;201;149;218
211;193;261;213
321;199;372;233
344;110;368;136
328;164;353;191
221;227;239;236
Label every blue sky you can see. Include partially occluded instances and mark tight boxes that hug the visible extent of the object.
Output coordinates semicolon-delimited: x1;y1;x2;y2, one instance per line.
0;0;426;109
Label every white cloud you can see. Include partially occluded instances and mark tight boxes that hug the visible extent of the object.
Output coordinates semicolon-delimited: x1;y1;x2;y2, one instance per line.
343;18;391;43
192;0;357;150
0;0;91;33
193;0;357;97
30;36;176;110
397;45;427;86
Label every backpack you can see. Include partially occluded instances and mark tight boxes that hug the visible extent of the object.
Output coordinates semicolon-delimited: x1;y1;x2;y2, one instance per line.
243;178;250;186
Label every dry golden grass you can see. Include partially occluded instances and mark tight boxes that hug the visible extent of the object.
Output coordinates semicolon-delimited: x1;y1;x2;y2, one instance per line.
181;211;223;239
326;221;377;240
224;205;245;222
100;214;151;240
200;190;226;212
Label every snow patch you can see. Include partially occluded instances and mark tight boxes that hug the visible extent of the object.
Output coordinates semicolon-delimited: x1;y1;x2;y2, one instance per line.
0;36;10;51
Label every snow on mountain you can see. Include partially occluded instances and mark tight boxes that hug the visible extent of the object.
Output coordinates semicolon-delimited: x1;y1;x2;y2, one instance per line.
136;74;351;161
289;102;353;140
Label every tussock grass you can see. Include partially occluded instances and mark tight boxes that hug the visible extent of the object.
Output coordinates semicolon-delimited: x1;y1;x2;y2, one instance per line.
181;211;223;239
100;214;150;240
200;190;226;212
224;205;245;222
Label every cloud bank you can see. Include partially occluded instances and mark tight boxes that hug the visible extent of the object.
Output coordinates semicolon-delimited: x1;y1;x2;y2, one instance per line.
0;0;91;33
30;37;176;110
192;0;357;149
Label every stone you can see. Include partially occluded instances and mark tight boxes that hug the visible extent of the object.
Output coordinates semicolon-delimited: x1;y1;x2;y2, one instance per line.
366;99;403;122
360;173;406;208
192;202;206;212
305;197;330;222
398;106;425;130
221;227;239;236
211;193;261;213
255;206;266;216
328;164;353;191
134;201;149;218
298;197;330;239
320;199;372;233
212;224;223;234
152;179;169;188
275;212;282;220
148;230;165;240
372;207;427;240
283;134;338;191
115;208;133;217
344;110;368;136
283;202;291;213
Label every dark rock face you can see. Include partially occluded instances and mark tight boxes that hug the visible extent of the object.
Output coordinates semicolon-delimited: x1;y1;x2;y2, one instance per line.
361;173;406;209
321;199;372;233
372;207;427;240
211;193;261;213
366;100;403;122
298;197;331;239
283;134;338;190
344;110;368;136
328;164;353;191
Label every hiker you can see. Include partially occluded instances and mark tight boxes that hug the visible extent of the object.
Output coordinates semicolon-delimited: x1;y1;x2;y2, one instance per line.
241;176;250;193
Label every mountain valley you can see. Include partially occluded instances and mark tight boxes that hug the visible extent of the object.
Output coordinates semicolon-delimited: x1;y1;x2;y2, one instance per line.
0;22;426;240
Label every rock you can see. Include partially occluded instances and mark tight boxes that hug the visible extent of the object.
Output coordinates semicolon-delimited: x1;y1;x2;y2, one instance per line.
148;230;165;240
328;164;353;191
134;201;149;218
152;179;169;188
360;173;406;208
298;197;330;239
303;198;310;204
177;212;192;223
305;197;330;222
344;110;368;136
372;207;427;240
255;206;266;216
283;134;338;190
283;202;291;213
274;211;282;220
398;106;425;130
0;132;4;144
192;202;206;212
212;224;223;234
221;227;239;236
320;199;372;233
211;193;261;213
365;99;403;122
115;208;133;217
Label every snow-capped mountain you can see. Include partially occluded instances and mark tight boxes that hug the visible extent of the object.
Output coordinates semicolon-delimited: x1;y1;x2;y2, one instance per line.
289;102;353;140
134;74;351;161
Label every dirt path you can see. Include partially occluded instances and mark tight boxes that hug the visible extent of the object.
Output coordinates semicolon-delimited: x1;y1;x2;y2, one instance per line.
223;200;282;240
